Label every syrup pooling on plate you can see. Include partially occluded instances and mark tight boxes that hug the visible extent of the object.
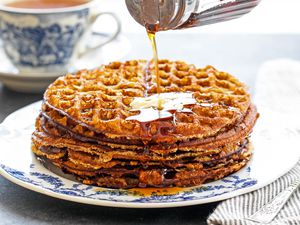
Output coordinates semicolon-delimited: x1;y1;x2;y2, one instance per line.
126;92;197;123
129;187;187;196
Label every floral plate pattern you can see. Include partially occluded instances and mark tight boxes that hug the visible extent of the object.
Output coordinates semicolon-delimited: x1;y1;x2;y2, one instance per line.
0;101;299;208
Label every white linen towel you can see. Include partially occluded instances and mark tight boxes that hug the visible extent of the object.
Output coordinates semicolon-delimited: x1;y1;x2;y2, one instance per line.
207;59;300;225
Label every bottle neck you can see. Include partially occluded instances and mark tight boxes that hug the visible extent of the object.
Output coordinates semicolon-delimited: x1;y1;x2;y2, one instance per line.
125;0;198;32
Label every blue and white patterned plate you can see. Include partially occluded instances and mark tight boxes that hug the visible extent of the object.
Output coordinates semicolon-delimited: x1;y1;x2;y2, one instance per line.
0;101;299;208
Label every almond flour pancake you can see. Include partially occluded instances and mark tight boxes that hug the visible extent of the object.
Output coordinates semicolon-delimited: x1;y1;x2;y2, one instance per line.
32;59;259;188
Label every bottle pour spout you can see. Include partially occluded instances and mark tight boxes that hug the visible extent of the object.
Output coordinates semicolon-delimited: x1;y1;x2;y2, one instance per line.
125;0;260;32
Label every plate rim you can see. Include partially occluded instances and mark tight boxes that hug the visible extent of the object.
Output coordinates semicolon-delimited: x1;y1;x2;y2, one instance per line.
0;161;295;208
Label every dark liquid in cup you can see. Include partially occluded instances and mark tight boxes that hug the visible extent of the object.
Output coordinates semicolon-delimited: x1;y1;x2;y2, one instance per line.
5;0;89;9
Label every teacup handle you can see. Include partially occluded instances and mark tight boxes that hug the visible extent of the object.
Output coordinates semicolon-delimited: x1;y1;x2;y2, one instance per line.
78;12;121;58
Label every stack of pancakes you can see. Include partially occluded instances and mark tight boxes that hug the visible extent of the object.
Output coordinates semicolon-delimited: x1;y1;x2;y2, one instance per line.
32;60;258;188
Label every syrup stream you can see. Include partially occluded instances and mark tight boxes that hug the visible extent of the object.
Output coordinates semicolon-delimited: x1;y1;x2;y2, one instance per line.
147;31;163;110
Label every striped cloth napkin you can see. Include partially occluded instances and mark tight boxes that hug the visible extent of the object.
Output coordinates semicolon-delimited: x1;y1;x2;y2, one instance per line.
207;59;300;225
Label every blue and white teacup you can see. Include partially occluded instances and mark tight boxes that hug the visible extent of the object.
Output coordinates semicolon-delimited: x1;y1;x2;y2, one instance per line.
0;0;121;75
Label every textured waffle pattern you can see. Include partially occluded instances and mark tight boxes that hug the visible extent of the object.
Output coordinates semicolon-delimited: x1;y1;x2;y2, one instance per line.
44;60;250;142
32;59;258;188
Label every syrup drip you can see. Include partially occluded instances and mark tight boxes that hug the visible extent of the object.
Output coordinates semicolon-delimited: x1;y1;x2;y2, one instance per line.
126;92;196;139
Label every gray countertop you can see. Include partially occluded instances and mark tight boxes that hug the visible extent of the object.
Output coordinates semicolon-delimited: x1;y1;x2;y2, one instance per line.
0;33;300;225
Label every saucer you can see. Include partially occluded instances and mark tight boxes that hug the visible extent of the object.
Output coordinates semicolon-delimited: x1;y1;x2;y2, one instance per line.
0;35;131;93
